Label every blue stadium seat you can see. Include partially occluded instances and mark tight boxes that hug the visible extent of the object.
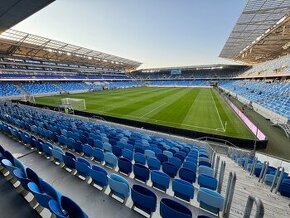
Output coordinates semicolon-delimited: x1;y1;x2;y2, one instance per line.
156;153;169;164
90;165;108;190
122;148;133;161
134;152;146;165
172;178;194;202
169;156;182;168
151;170;170;192
144;149;155;159
198;174;218;190
108;173;130;203
147;157;161;171
118;157;133;175
131;184;157;216
92;148;104;163
198;165;214;177
63;152;76;172
160;198;192;218
179;167;196;183
49;195;88;218
197;187;224;214
104;152;118;168
83;144;94;158
162;161;178;178
75;157;91;179
133;163;150;183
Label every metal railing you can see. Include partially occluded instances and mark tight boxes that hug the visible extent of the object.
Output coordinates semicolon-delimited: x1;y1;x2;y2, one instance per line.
243;196;264;218
223;172;237;218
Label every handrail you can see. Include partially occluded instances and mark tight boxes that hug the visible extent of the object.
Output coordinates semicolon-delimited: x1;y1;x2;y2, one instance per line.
270;167;283;192
258;161;269;182
274;167;285;194
243;196;264;218
223;172;236;218
218;161;226;193
214;155;220;178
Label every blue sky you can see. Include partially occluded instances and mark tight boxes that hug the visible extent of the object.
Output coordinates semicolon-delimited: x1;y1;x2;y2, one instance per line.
14;0;245;69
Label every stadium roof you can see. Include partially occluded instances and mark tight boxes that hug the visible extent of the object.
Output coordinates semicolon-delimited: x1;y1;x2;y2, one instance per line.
220;0;290;64
0;0;55;34
0;29;142;71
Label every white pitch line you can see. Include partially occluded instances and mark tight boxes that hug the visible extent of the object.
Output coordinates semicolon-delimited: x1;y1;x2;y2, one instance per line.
140;102;167;118
210;90;225;131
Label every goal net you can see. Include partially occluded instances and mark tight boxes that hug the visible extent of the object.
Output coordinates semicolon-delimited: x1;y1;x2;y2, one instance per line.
61;98;86;110
22;95;35;104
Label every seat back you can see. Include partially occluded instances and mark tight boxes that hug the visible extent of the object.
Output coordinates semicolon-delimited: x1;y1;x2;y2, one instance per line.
90;165;108;188
172;179;194;202
122;148;133;161
162;161;178;178
151;170;170;192
93;148;104;163
108;173;130;200
197;187;224;214
131;184;157;214
169;157;182;168
133;163;150;182
118;157;132;175
198;165;214;177
147;157;161;171
76;157;91;177
134;152;146;165
179;167;196;183
198;174;218;190
144;149;155;159
104;152;118;168
160;198;192;218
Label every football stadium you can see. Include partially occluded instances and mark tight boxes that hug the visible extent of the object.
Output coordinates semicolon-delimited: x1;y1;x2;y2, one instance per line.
0;1;289;218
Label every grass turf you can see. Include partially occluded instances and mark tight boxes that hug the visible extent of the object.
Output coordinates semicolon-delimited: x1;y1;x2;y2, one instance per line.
35;87;255;139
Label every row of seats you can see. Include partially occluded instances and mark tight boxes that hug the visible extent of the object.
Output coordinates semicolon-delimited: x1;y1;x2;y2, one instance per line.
0;122;221;218
229;150;290;198
0;144;88;218
0;102;226;216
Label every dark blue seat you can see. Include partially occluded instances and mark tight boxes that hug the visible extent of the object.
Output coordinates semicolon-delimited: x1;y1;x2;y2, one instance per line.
160;198;192;218
172;178;194;202
42;142;53;157
118;157;133;175
131;184;157;216
112;146;123;158
49;195;88;218
179;167;196;183
162;161;178;178
198;174;218;190
151;170;170;192
156;153;168;164
199;161;211;167
133;163;150;183
169;157;182;168
90;165;108;189
279;177;290;197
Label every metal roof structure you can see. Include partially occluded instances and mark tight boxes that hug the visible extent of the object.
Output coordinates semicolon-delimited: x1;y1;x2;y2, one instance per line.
220;0;290;64
0;29;142;71
0;0;55;34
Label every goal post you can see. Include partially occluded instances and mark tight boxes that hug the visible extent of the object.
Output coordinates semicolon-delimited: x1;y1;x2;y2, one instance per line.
61;98;86;110
22;95;36;104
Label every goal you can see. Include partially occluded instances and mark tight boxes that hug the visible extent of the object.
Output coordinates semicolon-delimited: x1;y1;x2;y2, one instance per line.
61;98;86;110
22;95;35;104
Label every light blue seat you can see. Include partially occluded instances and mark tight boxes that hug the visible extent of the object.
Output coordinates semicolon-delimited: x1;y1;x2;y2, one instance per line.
179;167;196;183
122;148;133;161
144;149;155;159
151;170;170;192
90;165;108;189
75;157;91;178
160;198;192;218
93;148;104;163
108;173;130;203
198;174;218;190
198;165;214;177
104;152;118;168
103;142;112;152
131;184;157;216
172;178;194;202
51;147;64;164
163;150;173;158
147;157;161;171
134;152;146;165
197;187;224;214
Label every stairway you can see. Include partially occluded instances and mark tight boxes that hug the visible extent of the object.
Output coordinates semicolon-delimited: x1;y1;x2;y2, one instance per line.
14;83;29;96
219;155;290;218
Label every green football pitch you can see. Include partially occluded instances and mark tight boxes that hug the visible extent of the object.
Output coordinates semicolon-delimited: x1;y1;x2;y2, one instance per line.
35;87;255;139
